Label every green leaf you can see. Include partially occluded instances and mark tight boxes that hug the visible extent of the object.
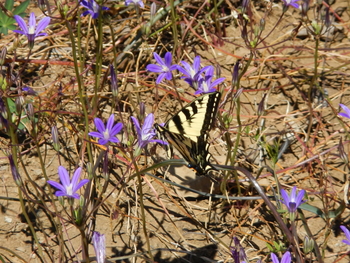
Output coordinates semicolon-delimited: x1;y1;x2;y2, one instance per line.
4;0;14;11
7;24;16;30
13;0;30;15
0;27;9;35
299;203;325;218
0;10;7;21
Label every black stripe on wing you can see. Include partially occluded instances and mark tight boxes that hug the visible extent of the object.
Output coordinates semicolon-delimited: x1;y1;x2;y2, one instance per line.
155;91;221;176
164;92;221;141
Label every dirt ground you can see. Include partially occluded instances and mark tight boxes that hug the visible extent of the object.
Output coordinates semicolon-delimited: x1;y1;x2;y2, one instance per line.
1;0;350;262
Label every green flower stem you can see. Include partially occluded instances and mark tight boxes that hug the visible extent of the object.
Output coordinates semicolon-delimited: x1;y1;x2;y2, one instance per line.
79;225;90;263
131;152;153;261
221;53;254;194
18;188;45;259
169;0;178;52
65;20;93;164
92;13;104;113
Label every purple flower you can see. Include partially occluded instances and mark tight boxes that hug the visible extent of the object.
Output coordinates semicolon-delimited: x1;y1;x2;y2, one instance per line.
230;237;248;263
339;104;350;119
22;86;37;96
340;226;350;245
81;0;109;19
92;231;106;263
281;186;306;221
195;66;225;94
177;56;211;88
47;166;89;199
146;52;178;84
89;114;123;145
8;154;22;186
131;113;167;150
13;12;50;49
271;252;291;263
282;0;299;9
125;0;144;8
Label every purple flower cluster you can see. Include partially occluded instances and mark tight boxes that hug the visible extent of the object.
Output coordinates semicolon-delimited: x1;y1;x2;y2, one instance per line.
80;0;109;19
146;52;225;95
131;113;167;155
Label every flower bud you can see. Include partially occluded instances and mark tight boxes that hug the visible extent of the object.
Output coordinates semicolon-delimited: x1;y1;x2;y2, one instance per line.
338;137;348;164
109;64;118;97
241;0;249;14
311;20;321;35
74;206;83;225
303;236;314;253
51;126;60;152
0;98;7;119
150;2;157;22
140;102;145;120
15;97;24;115
26;103;35;123
302;0;309;16
86;162;94;180
233;87;243;101
324;7;331;28
103;151;109;180
260;18;265;32
257;94;266;116
22;86;37;96
232;61;240;88
8;154;22;186
0;75;6;91
0;47;7;66
38;0;46;10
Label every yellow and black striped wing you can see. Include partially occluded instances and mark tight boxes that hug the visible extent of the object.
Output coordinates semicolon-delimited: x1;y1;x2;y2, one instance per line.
164;92;221;142
156;91;221;175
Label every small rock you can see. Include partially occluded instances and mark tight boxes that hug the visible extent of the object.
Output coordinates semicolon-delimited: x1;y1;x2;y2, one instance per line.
16;247;25;252
4;216;12;223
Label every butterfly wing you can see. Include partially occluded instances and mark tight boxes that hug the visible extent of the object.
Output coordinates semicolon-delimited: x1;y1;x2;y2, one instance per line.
156;91;221;175
156;125;214;175
164;92;221;141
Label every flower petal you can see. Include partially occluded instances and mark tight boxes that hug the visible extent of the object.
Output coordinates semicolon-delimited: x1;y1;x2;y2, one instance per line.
146;64;163;73
71;167;82;189
35;17;50;35
109;122;123;137
164;52;173;67
73;178;89;193
94;118;105;133
47;180;66;192
89;131;104;139
153;52;165;66
281;251;291;263
131;116;142;137
58;166;71;188
106;114;115;131
14;15;28;34
270;253;279;263
280;188;290;205
28;13;37;31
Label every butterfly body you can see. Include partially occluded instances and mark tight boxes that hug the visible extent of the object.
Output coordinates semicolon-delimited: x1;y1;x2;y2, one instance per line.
156;91;221;175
